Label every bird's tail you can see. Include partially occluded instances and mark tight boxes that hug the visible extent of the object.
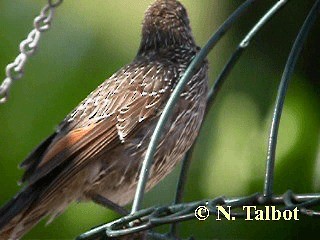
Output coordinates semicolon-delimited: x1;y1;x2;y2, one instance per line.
0;185;45;239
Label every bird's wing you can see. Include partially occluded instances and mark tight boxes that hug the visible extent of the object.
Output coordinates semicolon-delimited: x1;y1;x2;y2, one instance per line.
20;59;177;185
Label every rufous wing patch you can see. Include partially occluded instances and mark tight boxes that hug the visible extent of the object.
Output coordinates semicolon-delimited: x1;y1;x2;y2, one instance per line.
39;125;95;168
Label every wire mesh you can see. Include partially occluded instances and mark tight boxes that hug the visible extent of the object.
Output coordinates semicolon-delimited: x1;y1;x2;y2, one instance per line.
131;0;259;214
77;0;320;239
1;0;320;239
77;191;320;240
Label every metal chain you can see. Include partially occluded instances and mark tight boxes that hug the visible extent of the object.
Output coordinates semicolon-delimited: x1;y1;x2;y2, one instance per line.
0;0;63;104
77;191;320;239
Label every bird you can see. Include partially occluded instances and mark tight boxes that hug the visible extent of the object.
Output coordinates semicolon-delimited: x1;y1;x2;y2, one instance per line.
0;0;209;239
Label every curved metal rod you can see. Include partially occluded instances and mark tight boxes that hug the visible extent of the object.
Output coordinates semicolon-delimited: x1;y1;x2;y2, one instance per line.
84;192;320;239
208;0;289;105
263;0;320;199
170;0;289;237
131;0;259;215
169;148;194;236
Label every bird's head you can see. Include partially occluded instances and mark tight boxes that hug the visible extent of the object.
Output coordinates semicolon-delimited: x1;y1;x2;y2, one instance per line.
138;0;195;55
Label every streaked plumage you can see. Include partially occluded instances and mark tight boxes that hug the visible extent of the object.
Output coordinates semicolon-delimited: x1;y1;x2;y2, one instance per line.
0;0;208;238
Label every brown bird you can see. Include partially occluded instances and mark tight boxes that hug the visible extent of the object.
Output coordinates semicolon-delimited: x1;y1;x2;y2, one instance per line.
0;0;208;238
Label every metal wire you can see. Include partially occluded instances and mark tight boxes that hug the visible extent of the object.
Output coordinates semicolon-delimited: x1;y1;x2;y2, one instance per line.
263;0;320;199
207;0;289;106
169;0;263;236
131;0;259;215
0;0;63;104
2;0;319;239
76;0;320;239
76;191;320;239
169;147;194;237
169;1;289;237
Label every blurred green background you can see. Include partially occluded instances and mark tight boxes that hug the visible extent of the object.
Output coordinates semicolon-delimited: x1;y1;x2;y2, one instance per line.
0;0;320;239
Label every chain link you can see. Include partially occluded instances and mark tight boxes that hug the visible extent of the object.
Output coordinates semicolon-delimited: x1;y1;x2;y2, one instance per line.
0;0;63;104
77;192;320;239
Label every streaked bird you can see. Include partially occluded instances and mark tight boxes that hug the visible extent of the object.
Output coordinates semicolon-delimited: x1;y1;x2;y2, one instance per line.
0;0;208;238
